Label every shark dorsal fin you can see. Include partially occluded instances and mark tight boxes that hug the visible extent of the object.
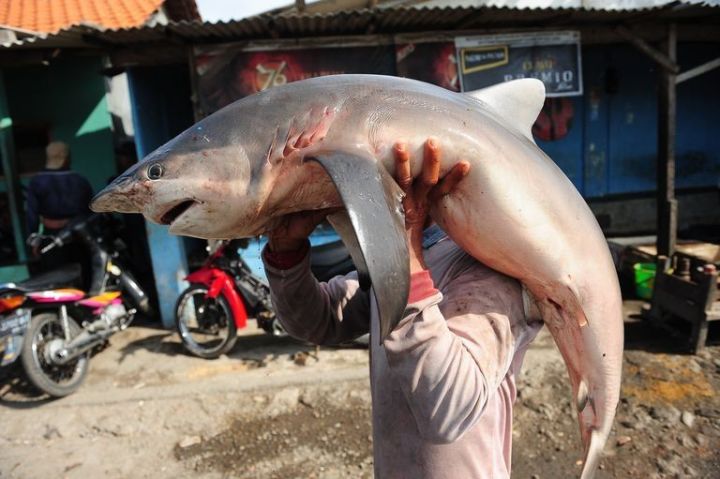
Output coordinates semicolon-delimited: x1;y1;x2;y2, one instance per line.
464;79;546;142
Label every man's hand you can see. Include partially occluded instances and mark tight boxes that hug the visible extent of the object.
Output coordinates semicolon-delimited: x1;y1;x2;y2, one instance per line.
393;139;470;273
267;209;337;253
27;233;43;258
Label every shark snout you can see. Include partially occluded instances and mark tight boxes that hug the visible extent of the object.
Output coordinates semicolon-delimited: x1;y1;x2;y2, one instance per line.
90;175;145;214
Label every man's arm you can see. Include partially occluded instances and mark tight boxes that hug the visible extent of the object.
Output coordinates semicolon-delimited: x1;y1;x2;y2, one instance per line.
261;134;451;347
263;234;371;345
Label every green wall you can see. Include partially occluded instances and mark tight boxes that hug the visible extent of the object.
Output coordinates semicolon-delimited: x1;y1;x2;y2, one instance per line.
3;56;115;193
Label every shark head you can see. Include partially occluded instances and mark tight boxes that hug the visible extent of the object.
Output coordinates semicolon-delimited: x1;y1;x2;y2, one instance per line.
91;118;265;239
91;81;346;239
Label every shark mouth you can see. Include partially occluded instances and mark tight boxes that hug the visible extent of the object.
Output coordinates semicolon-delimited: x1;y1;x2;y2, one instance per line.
160;200;196;225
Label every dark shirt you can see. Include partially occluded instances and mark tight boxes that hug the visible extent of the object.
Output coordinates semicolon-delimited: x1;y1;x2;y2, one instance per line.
422;223;447;249
26;169;94;233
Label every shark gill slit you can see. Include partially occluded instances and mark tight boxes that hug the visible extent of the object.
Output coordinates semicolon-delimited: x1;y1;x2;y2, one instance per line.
265;128;279;165
284;109;334;161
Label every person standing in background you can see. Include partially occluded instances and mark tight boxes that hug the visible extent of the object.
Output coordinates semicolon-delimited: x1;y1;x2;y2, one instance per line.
26;141;93;273
26;141;93;235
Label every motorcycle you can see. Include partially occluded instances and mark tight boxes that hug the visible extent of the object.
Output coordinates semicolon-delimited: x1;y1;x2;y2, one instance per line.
0;214;152;397
175;237;355;359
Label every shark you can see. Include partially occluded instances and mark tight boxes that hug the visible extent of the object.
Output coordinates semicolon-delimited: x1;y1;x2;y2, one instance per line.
91;74;623;478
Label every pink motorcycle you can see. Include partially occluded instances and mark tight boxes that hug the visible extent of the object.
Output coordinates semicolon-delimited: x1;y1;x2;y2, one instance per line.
0;282;134;397
0;215;146;397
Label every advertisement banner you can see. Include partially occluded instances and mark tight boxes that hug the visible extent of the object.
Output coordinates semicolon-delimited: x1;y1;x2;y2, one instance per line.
455;31;582;97
194;44;396;116
395;41;459;92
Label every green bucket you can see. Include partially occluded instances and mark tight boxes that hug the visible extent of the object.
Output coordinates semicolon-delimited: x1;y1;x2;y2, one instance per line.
633;262;656;300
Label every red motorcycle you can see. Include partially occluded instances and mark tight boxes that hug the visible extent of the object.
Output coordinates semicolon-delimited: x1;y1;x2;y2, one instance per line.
175;237;355;359
175;239;278;359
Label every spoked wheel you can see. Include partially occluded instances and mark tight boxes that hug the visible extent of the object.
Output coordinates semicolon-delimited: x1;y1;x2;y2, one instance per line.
20;312;88;398
175;285;237;359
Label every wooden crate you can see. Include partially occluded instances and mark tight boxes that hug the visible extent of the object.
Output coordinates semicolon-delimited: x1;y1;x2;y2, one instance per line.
648;253;719;353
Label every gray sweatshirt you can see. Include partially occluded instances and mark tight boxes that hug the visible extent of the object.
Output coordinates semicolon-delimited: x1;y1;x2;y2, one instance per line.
263;233;542;479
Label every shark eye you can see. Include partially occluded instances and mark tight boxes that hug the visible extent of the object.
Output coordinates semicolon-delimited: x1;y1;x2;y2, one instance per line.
147;164;164;180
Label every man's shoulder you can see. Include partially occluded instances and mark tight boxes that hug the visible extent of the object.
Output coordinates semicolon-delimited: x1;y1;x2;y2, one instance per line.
32;170;83;179
27;174;42;187
428;238;520;288
65;170;89;179
63;171;93;187
27;171;54;189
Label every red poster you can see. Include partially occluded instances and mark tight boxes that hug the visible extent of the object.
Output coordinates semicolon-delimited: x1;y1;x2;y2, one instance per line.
195;45;396;116
395;42;459;92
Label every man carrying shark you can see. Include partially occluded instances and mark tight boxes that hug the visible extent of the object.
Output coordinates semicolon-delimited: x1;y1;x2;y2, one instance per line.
90;75;622;477
262;139;543;478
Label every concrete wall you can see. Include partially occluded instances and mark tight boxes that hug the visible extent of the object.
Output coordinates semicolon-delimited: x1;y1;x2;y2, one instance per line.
589;190;720;236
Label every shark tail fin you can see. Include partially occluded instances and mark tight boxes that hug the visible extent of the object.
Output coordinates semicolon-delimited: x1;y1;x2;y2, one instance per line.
531;283;614;479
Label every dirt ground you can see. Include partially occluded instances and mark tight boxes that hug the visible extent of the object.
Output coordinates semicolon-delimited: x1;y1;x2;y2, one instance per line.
1;303;719;479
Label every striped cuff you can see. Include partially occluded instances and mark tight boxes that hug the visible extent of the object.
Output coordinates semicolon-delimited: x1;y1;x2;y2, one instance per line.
263;240;310;270
407;270;438;303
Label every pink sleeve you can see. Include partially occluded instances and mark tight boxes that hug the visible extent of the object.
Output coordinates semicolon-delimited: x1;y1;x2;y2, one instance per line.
383;265;533;444
263;240;310;270
263;245;371;344
407;270;438;303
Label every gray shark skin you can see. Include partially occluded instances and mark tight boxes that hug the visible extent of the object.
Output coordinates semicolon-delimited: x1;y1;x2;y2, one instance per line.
91;74;623;479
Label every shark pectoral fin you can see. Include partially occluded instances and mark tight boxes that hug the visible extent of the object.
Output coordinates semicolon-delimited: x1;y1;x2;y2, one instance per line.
326;211;371;290
309;152;409;341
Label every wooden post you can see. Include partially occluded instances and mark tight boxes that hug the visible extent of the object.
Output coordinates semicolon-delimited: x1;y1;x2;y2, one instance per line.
657;24;677;258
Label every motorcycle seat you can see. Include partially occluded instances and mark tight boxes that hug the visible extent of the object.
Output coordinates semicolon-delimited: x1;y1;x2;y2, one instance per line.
15;264;83;292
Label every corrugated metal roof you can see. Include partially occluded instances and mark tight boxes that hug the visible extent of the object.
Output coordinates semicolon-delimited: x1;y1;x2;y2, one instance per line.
412;0;720;10
2;1;719;50
278;0;720;13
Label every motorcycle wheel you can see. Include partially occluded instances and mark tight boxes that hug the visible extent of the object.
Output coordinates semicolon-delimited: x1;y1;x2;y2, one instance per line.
20;312;89;398
175;285;237;359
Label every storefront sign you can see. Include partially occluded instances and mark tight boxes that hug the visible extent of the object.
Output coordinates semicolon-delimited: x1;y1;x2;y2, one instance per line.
455;31;582;97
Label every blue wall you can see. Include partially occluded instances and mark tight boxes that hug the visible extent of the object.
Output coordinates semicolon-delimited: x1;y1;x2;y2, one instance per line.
674;45;720;189
536;42;720;198
127;65;195;328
